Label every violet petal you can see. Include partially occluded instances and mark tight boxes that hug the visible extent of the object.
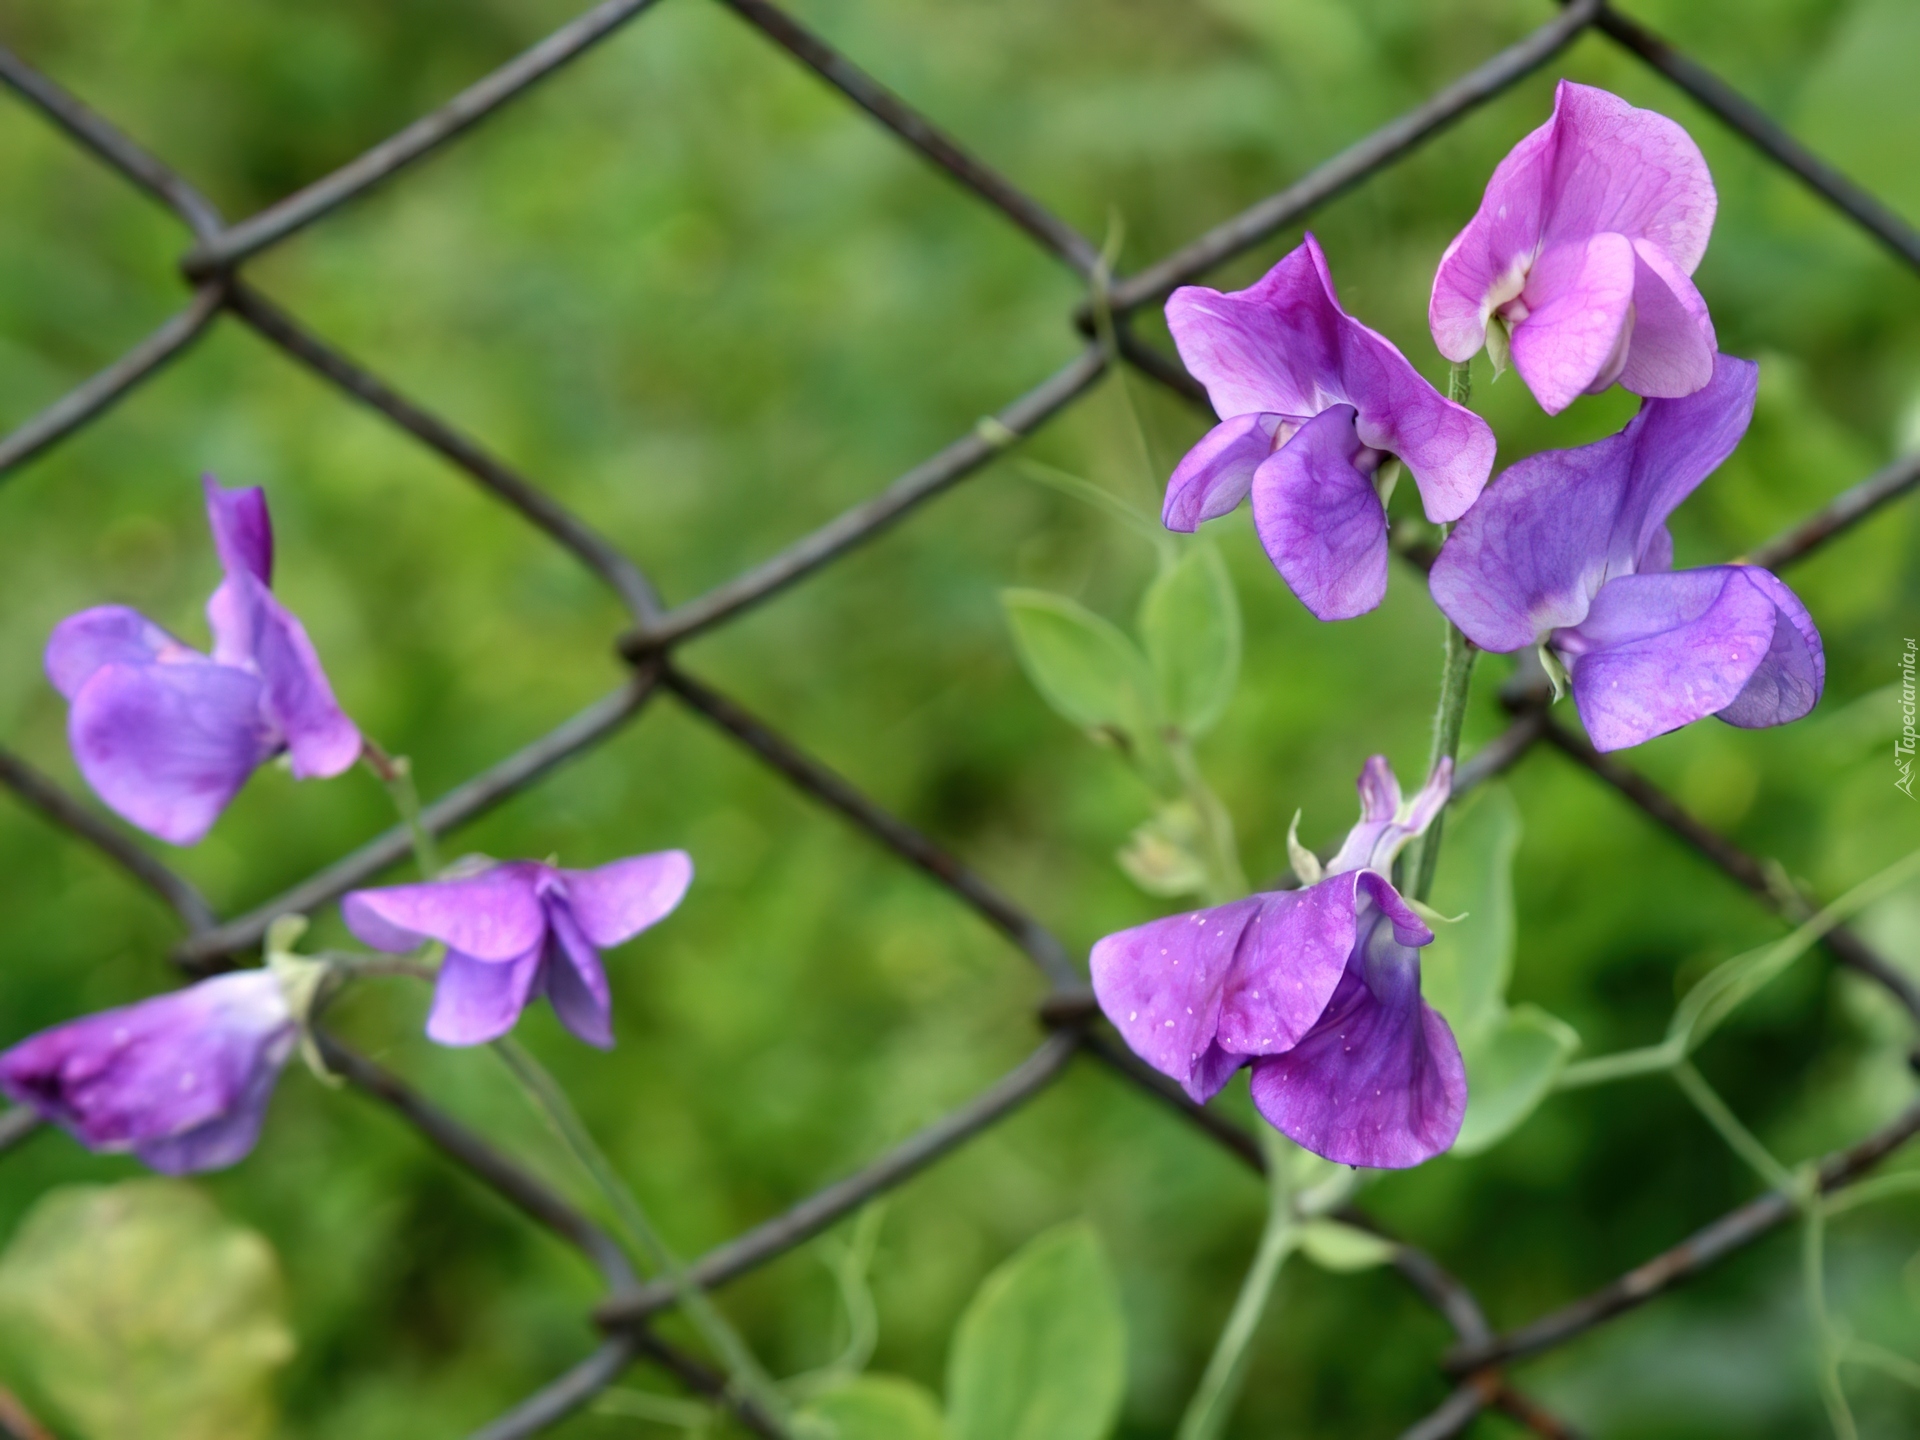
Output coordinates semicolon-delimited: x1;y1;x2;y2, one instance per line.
1162;414;1277;532
68;661;276;846
136;1057;286;1174
1536;81;1716;271
559;851;694;950
1715;568;1825;729
344;862;549;960
0;971;293;1174
1430;354;1760;653
1561;567;1781;752
1250;406;1391;621
1210;878;1361;1060
1089;897;1265;1101
209;570;360;780
1509;232;1638;417
543;904;615;1050
1166;250;1339;420
45;606;185;700
1616;240;1716;399
1248;901;1464;1169
426;947;545;1047
202;475;274;585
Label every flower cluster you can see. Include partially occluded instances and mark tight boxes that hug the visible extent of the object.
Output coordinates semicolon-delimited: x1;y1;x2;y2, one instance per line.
3;482;691;1173
1098;80;1824;1167
0;79;1832;1183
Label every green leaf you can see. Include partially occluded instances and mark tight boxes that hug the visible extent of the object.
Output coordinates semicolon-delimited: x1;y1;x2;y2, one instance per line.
1452;1004;1580;1155
1002;590;1163;757
1138;544;1240;737
947;1220;1126;1440
1294;1219;1395;1273
801;1375;950;1440
1414;787;1582;1153
1420;785;1521;1041
0;1179;293;1440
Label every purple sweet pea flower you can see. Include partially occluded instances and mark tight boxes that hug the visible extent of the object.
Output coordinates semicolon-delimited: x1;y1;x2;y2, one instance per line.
1164;235;1496;620
1430;354;1822;752
45;476;361;845
1091;757;1466;1169
343;852;694;1049
1430;80;1718;416
0;971;296;1175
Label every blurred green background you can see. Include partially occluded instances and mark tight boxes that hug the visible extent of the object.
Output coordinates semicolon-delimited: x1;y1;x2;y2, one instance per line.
0;0;1917;1434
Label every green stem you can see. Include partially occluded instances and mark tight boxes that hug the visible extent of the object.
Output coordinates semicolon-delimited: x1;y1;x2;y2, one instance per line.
1553;1042;1681;1091
492;1037;791;1430
1673;1060;1799;1196
361;741;440;879
1175;1134;1295;1440
1803;1205;1858;1440
1447;358;1472;408
1841;1338;1920;1391
1406;622;1478;903
1821;1170;1920;1217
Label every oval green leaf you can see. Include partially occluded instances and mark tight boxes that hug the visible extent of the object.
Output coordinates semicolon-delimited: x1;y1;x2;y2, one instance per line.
0;1179;293;1440
801;1374;950;1440
1421;785;1521;1042
946;1220;1126;1440
1452;1004;1580;1155
1138;544;1240;738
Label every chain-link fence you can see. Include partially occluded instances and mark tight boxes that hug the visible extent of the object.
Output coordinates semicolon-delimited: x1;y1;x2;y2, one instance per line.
1;0;1917;1435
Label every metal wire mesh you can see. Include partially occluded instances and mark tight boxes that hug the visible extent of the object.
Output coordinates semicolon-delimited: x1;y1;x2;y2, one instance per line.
2;1;1918;1435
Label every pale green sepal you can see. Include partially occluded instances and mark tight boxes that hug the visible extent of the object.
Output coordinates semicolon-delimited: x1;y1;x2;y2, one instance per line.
1407;898;1467;927
1286;810;1323;886
1294;1219;1395;1273
1372;457;1403;510
1484;314;1511;381
265;915;339;1087
1537;641;1570;702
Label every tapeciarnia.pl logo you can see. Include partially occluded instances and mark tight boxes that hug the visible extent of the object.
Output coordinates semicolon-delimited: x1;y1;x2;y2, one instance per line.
1899;638;1917;799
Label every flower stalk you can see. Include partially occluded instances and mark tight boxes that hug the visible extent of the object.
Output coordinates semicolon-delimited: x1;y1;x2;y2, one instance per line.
492;1036;792;1431
1175;1130;1296;1440
361;740;440;880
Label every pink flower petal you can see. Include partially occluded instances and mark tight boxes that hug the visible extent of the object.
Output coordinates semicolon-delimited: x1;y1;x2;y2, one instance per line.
1162;414;1278;532
1617;240;1716;399
1509;232;1638;416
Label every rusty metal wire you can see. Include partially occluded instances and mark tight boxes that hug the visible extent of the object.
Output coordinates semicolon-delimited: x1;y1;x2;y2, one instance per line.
1;2;1917;1436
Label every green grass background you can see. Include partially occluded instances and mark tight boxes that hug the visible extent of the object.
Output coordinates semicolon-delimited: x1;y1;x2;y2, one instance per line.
0;0;1917;1433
